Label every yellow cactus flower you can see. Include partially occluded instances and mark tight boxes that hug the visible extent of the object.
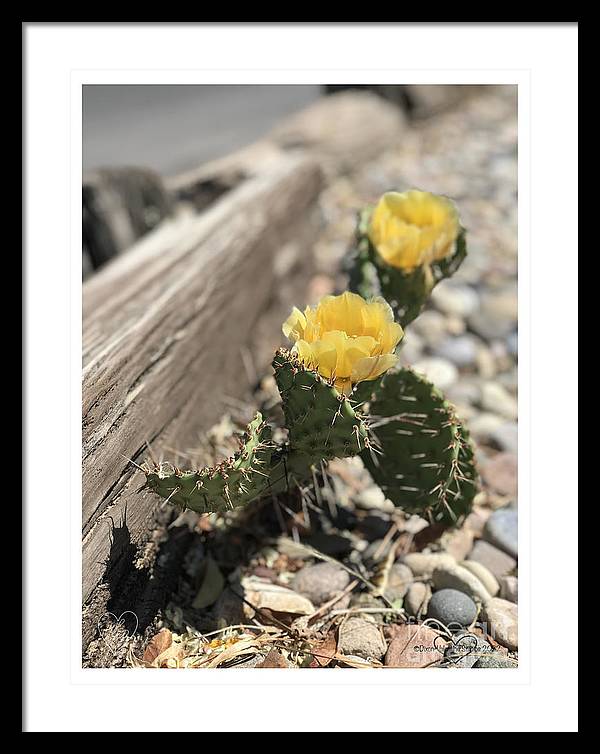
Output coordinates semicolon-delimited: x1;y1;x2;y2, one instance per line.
282;291;403;395
368;189;460;271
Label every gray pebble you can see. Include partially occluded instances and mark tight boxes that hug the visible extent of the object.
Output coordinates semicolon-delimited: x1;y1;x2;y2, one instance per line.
443;632;492;668
473;653;518;668
427;588;478;629
291;562;350;606
484;508;518;558
467;540;516;579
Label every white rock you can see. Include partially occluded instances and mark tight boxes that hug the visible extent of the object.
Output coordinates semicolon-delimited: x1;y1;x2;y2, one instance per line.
460;560;500;597
412;357;458;390
402;552;457;577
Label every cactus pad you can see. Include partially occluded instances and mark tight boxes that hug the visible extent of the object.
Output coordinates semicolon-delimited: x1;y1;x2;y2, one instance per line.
361;367;478;524
143;413;275;514
273;348;369;464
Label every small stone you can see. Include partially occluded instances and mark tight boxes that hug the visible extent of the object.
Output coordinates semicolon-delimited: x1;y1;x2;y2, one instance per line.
441;528;474;561
427;588;478;629
467;540;516;580
480;382;518;420
338;617;386;660
489;422;518;453
484;508;518;558
384;624;445;668
402;552;457;578
463;508;492;537
443;632;493;668
500;575;518;603
398;330;424;364
242;578;315;617
291;562;350;607
404;582;432;617
411;309;448;346
468;413;506;444
446;378;482;407
412;357;458;390
433;334;479;368
468;287;517;339
431;564;493;605
481;598;518;650
431;283;480;317
473;653;518;668
384;563;413;602
353;486;394;512
460;560;500;597
481;452;518;497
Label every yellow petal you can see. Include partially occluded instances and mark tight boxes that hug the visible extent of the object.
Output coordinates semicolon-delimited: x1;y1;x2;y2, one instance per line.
351;354;399;384
282;307;306;341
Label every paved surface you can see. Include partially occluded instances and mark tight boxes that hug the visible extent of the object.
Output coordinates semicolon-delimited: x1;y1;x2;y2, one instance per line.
83;84;321;176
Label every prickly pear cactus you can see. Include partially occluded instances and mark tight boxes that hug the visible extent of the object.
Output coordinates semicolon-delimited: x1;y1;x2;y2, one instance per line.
347;205;468;328
361;367;478;524
273;348;369;465
143;413;275;514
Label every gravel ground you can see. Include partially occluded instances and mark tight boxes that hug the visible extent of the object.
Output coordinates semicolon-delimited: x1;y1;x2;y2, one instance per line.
85;86;518;669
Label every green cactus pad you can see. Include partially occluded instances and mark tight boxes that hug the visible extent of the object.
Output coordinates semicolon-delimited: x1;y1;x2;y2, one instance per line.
361;367;478;524
346;207;468;328
143;412;275;514
272;348;369;464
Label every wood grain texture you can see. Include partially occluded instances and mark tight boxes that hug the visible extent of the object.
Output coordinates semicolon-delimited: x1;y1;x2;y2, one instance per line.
82;152;323;609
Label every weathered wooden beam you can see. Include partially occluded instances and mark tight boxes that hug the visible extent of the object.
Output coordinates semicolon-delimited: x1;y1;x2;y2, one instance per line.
82;152;323;620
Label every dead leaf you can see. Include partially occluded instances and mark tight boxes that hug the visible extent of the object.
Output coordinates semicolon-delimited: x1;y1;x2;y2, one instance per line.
142;629;172;665
256;649;289;668
308;631;338;668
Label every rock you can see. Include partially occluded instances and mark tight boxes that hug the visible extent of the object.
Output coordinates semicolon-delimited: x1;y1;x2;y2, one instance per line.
431;283;480;318
506;331;518;357
242;578;315;617
291;562;351;607
443;632;492;668
353;486;394;512
338;617;387;660
431;564;493;605
481;452;518;497
384;624;445;668
481;598;518;650
433;334;480;368
480;382;518;420
463;508;492;537
427;588;478;629
446;378;482;407
402;552;457;578
468;413;506;444
384;563;413;602
473;653;518;668
404;582;432;617
441;528;474;561
412;357;458;390
484;508;518;558
411;310;448;346
500;575;518;603
460;560;500;597
467;540;516;579
489;421;518;453
398;330;424;364
468;287;517;339
211;587;246;628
